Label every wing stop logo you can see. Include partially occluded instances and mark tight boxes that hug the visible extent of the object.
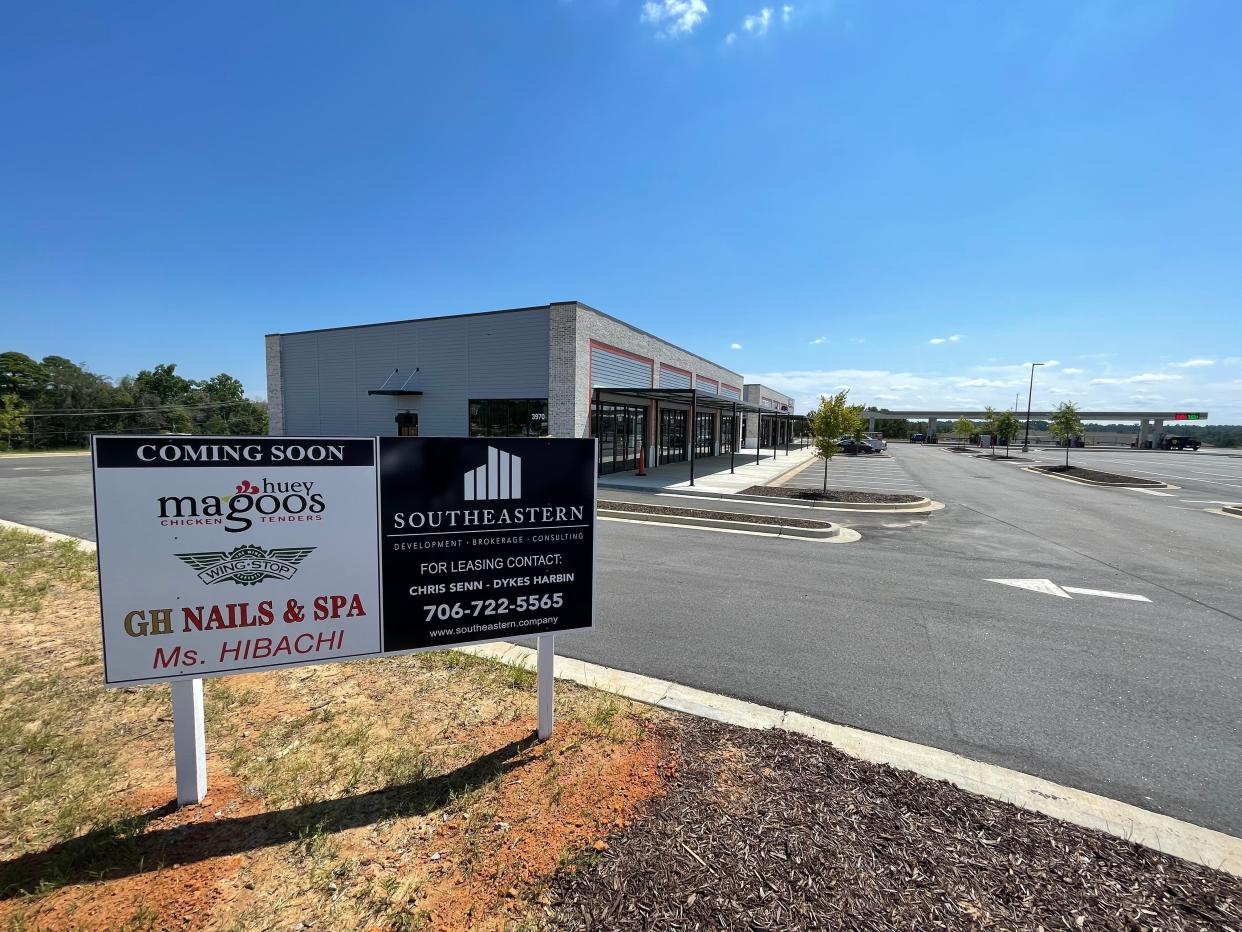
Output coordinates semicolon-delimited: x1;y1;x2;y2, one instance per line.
176;545;315;586
157;478;326;532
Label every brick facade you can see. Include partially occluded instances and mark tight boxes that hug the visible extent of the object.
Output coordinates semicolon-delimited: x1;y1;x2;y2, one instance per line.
265;334;284;436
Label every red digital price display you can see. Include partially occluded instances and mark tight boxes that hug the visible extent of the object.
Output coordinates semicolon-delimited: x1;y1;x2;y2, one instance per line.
1174;413;1203;420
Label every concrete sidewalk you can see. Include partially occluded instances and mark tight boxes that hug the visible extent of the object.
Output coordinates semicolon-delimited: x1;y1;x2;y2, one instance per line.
598;443;817;494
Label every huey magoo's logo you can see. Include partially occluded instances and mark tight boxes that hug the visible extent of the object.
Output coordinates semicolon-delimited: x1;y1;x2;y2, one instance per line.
175;545;315;586
158;478;325;532
464;446;521;501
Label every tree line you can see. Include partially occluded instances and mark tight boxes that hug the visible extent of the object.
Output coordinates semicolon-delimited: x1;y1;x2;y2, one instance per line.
0;351;267;450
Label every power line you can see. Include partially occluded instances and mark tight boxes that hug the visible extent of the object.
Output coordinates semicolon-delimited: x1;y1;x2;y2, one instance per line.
21;400;262;419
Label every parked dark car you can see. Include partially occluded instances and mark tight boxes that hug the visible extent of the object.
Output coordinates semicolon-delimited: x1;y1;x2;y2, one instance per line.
835;437;870;455
911;433;926;443
1160;435;1201;451
860;437;886;454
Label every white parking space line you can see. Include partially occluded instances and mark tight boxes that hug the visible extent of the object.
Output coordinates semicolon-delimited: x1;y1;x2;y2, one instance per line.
1061;586;1152;602
1129;488;1176;496
1086;458;1242;481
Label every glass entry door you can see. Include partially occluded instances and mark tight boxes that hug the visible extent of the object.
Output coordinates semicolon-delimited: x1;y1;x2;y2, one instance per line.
659;409;687;465
595;402;647;474
694;411;715;457
720;413;735;452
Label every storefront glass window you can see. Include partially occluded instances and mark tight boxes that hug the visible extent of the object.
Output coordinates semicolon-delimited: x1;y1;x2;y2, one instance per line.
468;399;549;437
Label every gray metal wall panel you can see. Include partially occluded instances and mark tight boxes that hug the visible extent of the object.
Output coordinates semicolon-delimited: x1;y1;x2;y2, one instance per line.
275;309;550;438
720;383;741;400
695;375;719;395
591;346;652;388
658;366;691;389
468;313;549;397
280;333;323;434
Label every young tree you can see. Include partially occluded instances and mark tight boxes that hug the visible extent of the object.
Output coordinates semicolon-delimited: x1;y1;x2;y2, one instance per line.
992;409;1022;457
952;415;975;449
808;390;864;492
0;394;29;449
981;406;998;456
1048;401;1085;468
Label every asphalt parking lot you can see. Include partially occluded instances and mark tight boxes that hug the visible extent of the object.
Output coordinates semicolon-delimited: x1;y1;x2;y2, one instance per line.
780;446;929;496
2;448;1240;836
1004;444;1242;501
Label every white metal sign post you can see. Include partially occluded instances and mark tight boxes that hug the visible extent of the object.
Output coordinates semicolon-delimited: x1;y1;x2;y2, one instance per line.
92;434;596;806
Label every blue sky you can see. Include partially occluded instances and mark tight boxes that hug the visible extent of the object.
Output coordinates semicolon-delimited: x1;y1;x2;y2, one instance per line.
3;0;1240;419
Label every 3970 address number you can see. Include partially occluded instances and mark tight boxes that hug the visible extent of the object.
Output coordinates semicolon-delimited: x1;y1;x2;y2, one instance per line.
422;593;564;622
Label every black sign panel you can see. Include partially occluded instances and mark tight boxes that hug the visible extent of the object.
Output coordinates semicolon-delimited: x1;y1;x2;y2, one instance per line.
378;437;596;652
93;436;376;469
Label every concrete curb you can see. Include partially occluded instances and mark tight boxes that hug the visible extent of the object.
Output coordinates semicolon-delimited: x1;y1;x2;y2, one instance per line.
647;487;942;513
1021;466;1178;491
463;642;1242;879
597;506;842;540
0;518;96;551
0;450;90;459
1211;505;1242;520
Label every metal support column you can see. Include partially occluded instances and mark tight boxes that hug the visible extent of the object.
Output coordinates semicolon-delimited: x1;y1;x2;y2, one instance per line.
756;414;762;465
785;415;789;455
688;390;696;487
730;401;736;474
592;389;600;470
537;634;554;740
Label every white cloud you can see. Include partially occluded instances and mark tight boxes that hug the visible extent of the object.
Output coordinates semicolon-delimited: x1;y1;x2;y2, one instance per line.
1169;358;1215;368
782;4;793;23
730;342;742;349
641;0;708;37
1061;367;1084;375
724;30;737;44
1090;373;1182;385
928;334;961;345
958;378;1015;388
809;336;828;345
743;7;773;34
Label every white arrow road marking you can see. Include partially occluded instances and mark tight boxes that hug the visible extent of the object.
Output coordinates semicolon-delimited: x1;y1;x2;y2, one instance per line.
986;578;1072;598
986;579;1152;602
1062;586;1152;602
1128;488;1175;496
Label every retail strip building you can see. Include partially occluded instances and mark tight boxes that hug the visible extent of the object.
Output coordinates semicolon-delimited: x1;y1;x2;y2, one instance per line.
266;301;797;474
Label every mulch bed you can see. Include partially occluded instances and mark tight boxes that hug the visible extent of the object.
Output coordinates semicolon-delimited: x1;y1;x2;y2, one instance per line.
549;720;1241;931
740;486;922;504
975;453;1033;462
1032;465;1164;487
599;500;837;529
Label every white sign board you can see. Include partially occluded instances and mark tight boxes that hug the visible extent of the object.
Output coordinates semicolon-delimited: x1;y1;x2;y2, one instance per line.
92;436;382;686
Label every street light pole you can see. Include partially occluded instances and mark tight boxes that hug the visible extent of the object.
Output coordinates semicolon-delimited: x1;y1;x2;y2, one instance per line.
1022;362;1045;452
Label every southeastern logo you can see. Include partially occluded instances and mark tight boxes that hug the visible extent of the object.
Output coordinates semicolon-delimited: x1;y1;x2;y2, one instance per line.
157;478;325;532
175;545;315;586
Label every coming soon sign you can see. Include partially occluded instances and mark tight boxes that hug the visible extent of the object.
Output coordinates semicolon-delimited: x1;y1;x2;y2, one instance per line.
92;436;596;687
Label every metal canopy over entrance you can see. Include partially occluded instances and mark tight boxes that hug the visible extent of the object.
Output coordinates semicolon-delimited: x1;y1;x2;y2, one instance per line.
592;388;802;486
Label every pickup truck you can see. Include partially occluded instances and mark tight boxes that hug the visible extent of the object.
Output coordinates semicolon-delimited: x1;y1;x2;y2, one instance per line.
1159;435;1201;451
